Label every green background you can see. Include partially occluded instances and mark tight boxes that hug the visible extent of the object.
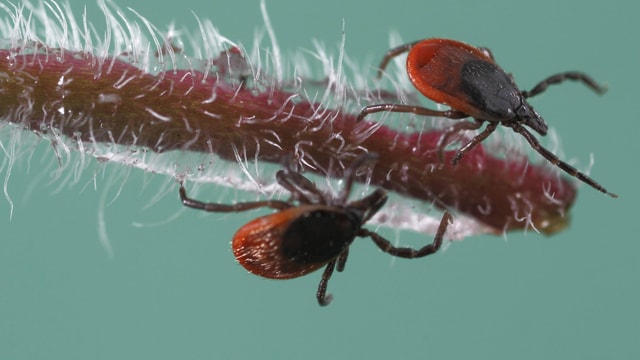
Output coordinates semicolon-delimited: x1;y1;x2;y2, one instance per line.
1;0;637;359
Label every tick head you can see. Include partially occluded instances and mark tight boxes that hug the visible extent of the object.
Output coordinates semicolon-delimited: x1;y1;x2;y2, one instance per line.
345;188;388;225
517;101;548;136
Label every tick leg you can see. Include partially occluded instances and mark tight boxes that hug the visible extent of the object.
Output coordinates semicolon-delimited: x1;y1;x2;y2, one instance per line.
357;103;468;122
363;211;452;258
317;260;337;306
337;152;379;204
511;124;618;198
336;249;349;272
348;189;388;223
522;71;607;98
451;122;498;165
276;170;324;204
436;119;484;163
375;40;421;78
179;185;291;212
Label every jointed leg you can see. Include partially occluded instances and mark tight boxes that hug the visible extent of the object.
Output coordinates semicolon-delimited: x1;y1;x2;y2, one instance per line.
316;249;350;306
336;248;349;272
347;189;388;223
179;185;291;212
510;124;617;198
364;211;452;258
436;119;484;163
451;122;498;165
337;152;379;204
357;103;468;123
276;170;324;204
522;71;607;98
375;40;421;78
317;260;337;306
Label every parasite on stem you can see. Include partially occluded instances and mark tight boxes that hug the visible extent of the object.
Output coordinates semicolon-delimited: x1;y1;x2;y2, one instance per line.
179;153;452;306
358;38;618;198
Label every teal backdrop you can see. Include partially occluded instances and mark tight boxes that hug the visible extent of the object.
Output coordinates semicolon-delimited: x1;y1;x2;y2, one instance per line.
1;0;637;359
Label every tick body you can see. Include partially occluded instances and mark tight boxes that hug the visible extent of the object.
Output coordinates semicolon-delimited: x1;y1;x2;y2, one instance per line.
179;153;452;306
232;205;360;279
358;38;617;198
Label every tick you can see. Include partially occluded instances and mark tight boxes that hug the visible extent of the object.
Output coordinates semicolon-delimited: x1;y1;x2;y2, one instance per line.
179;153;452;306
357;38;617;198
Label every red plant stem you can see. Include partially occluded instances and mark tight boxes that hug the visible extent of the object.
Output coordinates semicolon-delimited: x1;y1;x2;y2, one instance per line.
0;49;576;234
